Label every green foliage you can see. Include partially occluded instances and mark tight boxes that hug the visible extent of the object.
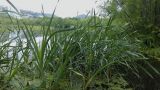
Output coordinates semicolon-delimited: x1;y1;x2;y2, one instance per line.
0;0;160;89
101;0;160;89
0;12;141;89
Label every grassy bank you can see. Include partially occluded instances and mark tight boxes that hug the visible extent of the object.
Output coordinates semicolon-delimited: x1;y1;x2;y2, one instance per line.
0;0;160;90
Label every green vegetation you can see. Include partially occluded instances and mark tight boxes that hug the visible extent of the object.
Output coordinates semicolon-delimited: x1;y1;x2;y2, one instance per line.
0;0;160;90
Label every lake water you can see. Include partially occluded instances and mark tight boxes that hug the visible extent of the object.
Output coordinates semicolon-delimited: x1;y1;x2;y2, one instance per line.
0;31;44;60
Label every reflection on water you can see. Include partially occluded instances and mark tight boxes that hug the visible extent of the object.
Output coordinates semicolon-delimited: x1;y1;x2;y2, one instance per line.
0;31;44;60
1;31;43;47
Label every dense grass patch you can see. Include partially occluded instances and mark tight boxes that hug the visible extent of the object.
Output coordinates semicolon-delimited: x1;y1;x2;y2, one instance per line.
0;0;160;89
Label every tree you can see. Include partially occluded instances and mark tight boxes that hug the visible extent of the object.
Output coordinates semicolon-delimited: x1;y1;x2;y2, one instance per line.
101;0;160;47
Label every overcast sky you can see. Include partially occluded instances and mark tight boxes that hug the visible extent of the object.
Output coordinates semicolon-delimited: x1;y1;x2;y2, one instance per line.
0;0;102;18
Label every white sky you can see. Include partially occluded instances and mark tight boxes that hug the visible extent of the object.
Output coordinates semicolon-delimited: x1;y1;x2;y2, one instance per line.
0;0;101;18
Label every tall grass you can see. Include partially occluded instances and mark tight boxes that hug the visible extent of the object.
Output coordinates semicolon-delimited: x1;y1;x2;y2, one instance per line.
0;0;159;90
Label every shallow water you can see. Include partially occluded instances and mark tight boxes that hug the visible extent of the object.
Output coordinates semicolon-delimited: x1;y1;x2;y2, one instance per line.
0;31;44;60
